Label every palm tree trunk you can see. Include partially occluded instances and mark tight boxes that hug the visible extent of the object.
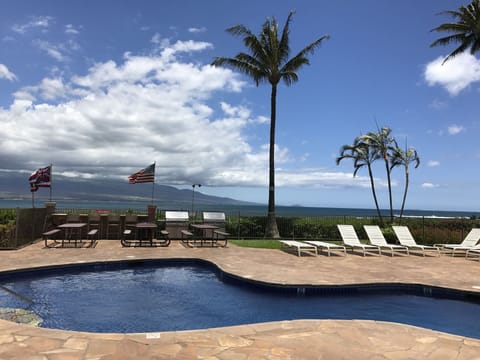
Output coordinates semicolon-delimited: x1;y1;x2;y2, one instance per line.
266;83;280;238
399;170;409;224
384;158;394;223
367;164;384;226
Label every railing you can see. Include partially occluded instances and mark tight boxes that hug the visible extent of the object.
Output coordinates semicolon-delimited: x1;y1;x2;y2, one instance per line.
1;207;480;248
222;214;480;245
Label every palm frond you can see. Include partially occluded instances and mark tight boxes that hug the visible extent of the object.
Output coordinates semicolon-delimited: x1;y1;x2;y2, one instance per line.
431;0;480;63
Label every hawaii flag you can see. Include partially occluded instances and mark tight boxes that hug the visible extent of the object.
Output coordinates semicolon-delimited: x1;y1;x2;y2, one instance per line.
128;163;155;184
29;165;51;192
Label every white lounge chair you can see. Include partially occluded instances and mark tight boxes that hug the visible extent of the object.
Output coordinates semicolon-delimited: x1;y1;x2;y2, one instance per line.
278;240;317;257
466;244;480;260
303;240;346;256
337;225;381;256
434;228;480;256
392;226;440;256
363;225;409;256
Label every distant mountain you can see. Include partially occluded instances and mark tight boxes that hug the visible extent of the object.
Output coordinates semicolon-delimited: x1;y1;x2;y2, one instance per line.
0;172;254;207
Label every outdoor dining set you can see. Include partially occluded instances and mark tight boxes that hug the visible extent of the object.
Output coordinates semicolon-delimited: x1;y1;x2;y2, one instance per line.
41;210;230;248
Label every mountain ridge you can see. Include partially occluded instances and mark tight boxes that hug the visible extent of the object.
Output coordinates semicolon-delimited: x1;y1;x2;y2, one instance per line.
0;173;255;207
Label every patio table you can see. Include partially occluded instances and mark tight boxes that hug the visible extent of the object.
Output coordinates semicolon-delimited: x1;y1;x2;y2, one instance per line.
57;223;88;248
190;224;219;247
121;222;170;247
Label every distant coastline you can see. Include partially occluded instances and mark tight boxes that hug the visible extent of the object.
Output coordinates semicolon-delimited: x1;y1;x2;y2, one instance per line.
0;199;478;218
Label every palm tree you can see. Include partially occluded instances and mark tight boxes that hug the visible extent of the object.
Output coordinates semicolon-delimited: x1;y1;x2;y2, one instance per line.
431;0;480;64
211;10;329;238
390;142;420;222
357;127;396;223
336;138;384;225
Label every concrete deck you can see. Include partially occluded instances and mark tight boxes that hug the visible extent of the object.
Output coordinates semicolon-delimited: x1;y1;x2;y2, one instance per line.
0;240;479;359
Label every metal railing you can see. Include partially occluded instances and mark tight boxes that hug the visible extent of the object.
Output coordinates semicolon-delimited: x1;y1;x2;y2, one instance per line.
1;206;479;248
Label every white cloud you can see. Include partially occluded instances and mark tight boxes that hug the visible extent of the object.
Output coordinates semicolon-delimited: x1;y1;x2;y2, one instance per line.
427;160;440;167
65;24;80;35
424;53;480;95
188;27;207;33
0;38;384;191
428;99;447;110
33;40;68;62
0;64;16;81
422;182;439;188
447;124;464;135
2;35;15;42
37;77;69;100
12;16;53;34
150;33;165;45
0;41;257;185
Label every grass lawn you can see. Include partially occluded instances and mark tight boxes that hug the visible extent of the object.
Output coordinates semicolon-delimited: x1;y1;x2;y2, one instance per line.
229;239;281;249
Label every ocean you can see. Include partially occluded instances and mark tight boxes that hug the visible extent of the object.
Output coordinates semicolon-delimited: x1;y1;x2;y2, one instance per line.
0;199;478;218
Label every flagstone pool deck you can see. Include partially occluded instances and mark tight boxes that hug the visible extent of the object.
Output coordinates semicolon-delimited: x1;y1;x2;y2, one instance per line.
1;240;480;359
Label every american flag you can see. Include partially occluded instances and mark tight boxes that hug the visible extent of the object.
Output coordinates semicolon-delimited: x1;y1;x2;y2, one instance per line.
29;165;51;192
128;163;155;184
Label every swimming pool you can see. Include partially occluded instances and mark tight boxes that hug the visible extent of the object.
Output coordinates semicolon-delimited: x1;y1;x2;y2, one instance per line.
0;259;479;338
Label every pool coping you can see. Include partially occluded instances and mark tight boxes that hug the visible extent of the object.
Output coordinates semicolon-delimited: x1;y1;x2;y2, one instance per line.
0;240;480;359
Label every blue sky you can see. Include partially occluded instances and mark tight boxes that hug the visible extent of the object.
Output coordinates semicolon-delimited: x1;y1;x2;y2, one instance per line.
0;0;478;212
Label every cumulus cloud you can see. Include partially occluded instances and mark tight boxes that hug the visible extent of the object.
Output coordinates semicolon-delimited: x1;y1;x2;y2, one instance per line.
0;40;254;185
427;160;440;167
424;53;480;95
0;38;377;190
447;124;464;135
422;182;439;188
0;64;16;81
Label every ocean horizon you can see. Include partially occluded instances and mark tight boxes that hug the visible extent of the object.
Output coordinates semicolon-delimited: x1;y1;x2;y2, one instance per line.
0;198;478;218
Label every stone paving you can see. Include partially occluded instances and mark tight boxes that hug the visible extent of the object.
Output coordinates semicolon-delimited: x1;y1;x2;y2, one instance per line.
0;240;479;359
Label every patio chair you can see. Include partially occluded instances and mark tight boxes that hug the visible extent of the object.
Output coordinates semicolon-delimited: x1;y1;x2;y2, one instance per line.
392;226;440;256
363;225;409;256
303;240;346;256
434;228;480;256
337;225;381;256
87;213;101;244
278;240;317;257
106;215;121;239
66;213;81;223
123;214;138;240
465;244;480;260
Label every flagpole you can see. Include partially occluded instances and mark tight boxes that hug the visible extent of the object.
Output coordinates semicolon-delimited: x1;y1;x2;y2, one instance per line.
31;190;35;208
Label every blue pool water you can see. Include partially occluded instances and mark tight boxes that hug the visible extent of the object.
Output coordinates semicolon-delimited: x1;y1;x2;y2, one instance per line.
0;261;479;338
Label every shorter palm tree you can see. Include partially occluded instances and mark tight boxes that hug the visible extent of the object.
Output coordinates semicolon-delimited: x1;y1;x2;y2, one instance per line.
336;138;384;225
390;143;420;222
356;127;396;223
430;0;480;64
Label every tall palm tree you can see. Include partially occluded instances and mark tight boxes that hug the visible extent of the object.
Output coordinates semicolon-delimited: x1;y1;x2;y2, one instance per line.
211;10;329;238
336;138;384;225
390;142;420;222
357;127;396;223
431;0;480;64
